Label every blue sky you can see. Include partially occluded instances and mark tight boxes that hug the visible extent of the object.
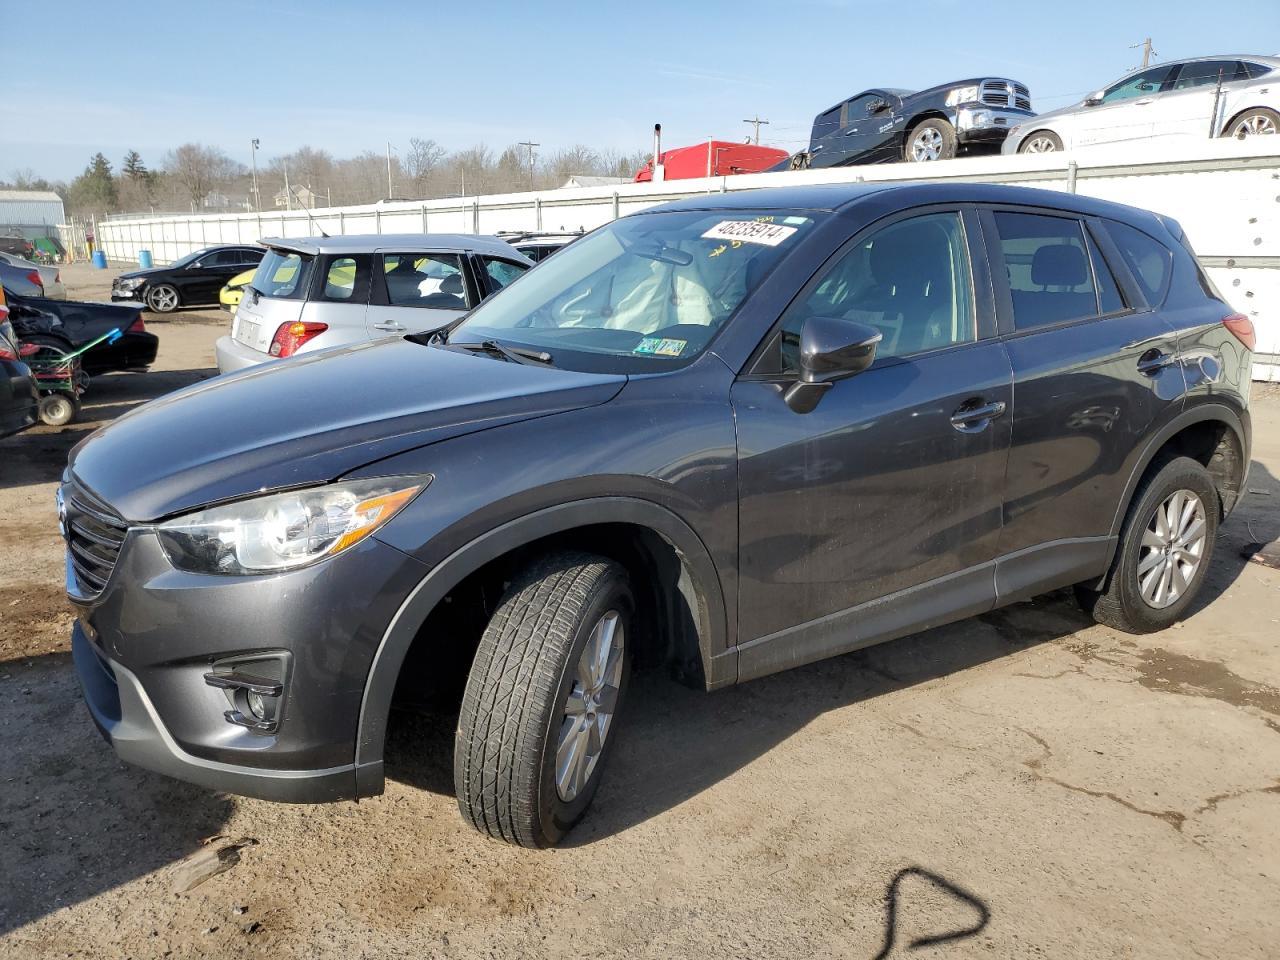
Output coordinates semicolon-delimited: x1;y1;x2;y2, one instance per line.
2;0;1277;181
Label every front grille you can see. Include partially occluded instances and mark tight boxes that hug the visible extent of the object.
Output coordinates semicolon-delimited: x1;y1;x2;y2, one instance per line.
980;80;1031;111
63;482;127;597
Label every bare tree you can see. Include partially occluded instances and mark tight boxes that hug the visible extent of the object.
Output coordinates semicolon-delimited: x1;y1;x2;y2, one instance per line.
406;138;446;195
164;143;242;209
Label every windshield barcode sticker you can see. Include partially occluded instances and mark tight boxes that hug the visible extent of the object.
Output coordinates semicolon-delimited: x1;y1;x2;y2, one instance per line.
701;220;798;246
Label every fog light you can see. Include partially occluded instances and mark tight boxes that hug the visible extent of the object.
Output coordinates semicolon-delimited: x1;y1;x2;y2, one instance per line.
204;669;284;733
246;689;266;720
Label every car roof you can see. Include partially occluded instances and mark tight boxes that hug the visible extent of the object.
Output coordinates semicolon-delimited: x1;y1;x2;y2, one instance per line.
1115;54;1279;78
646;181;1167;227
258;233;528;259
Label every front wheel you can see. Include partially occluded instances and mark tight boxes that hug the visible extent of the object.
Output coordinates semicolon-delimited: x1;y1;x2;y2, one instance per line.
1019;130;1063;153
1224;107;1279;139
905;118;957;162
455;553;633;847
1076;457;1219;633
146;283;180;313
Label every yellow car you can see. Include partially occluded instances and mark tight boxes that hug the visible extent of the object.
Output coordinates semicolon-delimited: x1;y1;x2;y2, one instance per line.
219;269;256;314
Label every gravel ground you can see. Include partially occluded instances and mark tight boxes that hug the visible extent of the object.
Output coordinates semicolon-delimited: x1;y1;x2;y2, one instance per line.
1;262;1279;958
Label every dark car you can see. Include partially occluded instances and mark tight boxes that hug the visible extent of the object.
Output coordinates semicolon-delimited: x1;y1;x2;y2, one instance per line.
6;291;157;375
0;309;39;438
782;78;1035;169
63;183;1252;848
112;245;264;313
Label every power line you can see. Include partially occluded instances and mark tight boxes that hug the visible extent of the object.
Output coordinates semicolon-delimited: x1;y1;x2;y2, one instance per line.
742;116;770;145
1130;37;1157;69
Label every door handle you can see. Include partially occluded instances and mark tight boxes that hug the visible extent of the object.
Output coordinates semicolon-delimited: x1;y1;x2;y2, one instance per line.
372;322;405;332
1136;349;1173;375
950;400;1007;430
1133;99;1153;105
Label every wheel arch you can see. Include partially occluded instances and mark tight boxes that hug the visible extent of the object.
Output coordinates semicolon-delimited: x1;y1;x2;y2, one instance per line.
1219;104;1279;137
352;497;731;797
1017;127;1063;151
1092;403;1248;587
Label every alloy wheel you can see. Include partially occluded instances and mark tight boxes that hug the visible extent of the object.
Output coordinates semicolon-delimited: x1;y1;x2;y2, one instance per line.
148;286;178;311
1231;114;1277;138
555;610;624;802
1137;489;1207;609
1024;136;1059;153
911;128;944;161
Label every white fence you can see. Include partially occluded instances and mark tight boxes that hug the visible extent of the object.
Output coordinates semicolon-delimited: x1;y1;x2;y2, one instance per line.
96;138;1280;381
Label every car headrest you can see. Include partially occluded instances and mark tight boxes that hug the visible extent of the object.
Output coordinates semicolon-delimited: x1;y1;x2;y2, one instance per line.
440;273;463;294
1032;244;1088;287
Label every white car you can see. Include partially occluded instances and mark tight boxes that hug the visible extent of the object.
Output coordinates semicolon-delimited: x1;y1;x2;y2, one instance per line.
214;234;532;374
0;251;66;299
1003;55;1279;154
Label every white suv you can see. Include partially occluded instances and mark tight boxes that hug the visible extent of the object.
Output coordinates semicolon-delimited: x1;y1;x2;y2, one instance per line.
215;234;532;374
1003;55;1280;154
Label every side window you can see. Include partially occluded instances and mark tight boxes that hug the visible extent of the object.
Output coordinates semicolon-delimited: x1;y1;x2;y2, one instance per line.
1106;221;1172;305
480;257;527;293
995;212;1100;330
1240;61;1272;80
1084;230;1125;314
320;255;371;303
813;105;843;139
1171;60;1236;90
241;248;264;265
778;211;974;372
1101;66;1174;102
382;253;469;310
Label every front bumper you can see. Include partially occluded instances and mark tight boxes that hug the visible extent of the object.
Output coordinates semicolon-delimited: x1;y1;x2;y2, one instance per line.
956;106;1035;149
66;517;429;802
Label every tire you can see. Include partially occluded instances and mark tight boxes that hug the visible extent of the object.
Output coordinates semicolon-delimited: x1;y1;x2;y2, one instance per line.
145;283;180;313
38;392;79;427
788;152;812;171
1075;456;1219;633
1018;130;1063;154
455;553;634;847
1223;107;1279;139
905;118;957;162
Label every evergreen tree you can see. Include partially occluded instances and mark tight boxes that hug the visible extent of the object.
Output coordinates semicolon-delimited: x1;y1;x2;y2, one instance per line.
122;150;149;180
67;152;118;216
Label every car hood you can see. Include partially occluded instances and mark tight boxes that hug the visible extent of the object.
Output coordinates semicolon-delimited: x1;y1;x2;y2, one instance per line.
69;338;627;522
116;266;179;281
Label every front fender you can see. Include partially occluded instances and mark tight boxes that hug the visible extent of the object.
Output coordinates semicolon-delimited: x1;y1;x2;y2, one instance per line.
353;496;732;798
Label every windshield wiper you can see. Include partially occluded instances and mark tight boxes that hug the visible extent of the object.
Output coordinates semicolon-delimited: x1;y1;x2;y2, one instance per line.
452;339;554;366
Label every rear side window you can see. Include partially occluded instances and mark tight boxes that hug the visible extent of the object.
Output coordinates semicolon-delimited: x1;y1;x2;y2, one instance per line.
480;256;527;293
1084;230;1125;314
1171;60;1237;89
1106;221;1172;305
382;253;469;310
320;255;371;303
995;212;1102;330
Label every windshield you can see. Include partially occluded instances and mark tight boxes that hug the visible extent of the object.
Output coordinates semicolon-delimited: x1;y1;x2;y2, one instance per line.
446;209;820;373
251;248;314;300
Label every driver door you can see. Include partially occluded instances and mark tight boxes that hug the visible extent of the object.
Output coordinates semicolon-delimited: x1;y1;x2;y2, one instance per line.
732;208;1012;675
1078;65;1177;146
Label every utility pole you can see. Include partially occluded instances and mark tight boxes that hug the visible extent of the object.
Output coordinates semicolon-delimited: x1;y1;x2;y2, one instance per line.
1130;37;1156;69
518;140;539;191
386;142;394;199
250;138;260;212
284;161;292;212
742;116;770;145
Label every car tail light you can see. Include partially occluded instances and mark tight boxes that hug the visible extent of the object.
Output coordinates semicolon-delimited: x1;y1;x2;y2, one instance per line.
127;315;146;334
26;270;43;289
1222;313;1255;351
269;321;327;358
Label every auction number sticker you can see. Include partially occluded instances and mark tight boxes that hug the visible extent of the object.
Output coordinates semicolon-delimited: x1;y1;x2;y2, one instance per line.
701;220;798;247
634;337;687;357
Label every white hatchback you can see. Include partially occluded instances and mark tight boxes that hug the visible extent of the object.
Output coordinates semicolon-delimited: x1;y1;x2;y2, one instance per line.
1003;55;1280;154
214;234;532;374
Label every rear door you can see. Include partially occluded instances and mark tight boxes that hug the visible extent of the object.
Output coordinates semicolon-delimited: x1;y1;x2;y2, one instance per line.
983;207;1185;596
733;207;1013;669
1147;60;1244;140
365;250;474;338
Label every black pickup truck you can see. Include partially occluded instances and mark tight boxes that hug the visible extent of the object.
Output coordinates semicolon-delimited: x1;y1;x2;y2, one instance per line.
782;78;1035;168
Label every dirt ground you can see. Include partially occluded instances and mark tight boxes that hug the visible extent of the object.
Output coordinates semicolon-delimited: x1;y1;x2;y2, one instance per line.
2;261;1279;959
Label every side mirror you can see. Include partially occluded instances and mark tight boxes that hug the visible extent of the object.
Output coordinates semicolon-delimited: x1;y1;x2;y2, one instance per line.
1084;91;1104;106
783;316;882;414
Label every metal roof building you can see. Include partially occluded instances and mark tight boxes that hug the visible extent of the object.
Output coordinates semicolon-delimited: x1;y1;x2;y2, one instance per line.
0;190;66;234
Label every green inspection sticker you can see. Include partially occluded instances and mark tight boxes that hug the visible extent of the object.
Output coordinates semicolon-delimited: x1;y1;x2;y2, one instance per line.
634;337;687;357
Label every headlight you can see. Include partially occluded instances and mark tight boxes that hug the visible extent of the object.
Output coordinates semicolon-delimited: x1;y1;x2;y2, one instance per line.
946;85;981;107
156;477;426;575
116;277;145;291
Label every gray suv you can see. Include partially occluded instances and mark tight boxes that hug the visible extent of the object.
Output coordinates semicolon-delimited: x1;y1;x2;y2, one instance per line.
64;182;1253;847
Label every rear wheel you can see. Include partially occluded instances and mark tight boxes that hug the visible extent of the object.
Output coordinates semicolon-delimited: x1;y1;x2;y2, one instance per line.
1224;107;1279;139
455;553;633;847
146;283;180;313
905;118;957;162
1076;457;1219;633
1019;130;1063;153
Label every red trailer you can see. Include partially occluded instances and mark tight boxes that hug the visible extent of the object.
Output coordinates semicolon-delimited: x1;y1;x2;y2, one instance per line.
634;141;788;182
